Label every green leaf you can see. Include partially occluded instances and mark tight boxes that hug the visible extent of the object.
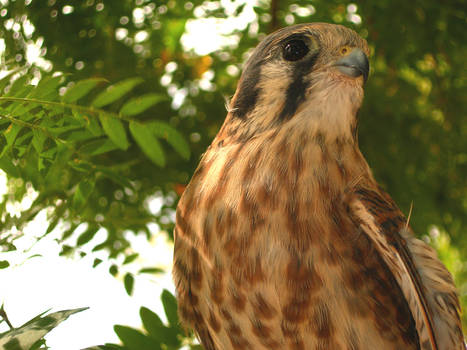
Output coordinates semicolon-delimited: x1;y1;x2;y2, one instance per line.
0;156;19;177
149;121;190;160
92;77;143;108
140;307;180;346
109;264;118;276
93;258;103;268
0;308;88;350
0;123;22;157
0;68;25;95
29;75;63;99
29;338;47;350
123;253;139;264
76;226;98;246
99;114;129;150
73;179;96;209
124;273;134;296
63;78;107;103
161;289;179;328
120;94;165;117
0;260;9;268
138;267;164;274
80;138;119;156
5;75;29;97
32;129;47;154
97;167;133;188
66;129;97;142
113;325;157;350
68;160;94;173
4;123;22;147
73;109;103;136
129;121;165;166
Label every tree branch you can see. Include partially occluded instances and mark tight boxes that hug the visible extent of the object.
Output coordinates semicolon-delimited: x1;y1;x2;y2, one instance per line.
270;0;280;32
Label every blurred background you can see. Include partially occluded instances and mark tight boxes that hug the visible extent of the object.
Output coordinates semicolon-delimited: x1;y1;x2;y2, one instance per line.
0;0;465;349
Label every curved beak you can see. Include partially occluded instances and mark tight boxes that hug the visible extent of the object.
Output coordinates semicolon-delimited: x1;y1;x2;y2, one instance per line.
334;48;369;83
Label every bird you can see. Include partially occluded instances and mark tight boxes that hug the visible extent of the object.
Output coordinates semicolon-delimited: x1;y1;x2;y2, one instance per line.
172;23;464;350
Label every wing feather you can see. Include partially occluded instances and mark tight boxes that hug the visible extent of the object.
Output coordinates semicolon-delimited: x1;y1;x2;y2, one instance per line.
347;187;463;350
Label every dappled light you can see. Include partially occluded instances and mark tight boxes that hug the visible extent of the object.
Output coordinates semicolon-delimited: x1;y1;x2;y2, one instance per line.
0;0;464;349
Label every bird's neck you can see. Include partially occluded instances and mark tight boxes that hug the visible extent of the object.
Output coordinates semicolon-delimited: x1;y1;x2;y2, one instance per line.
200;77;374;208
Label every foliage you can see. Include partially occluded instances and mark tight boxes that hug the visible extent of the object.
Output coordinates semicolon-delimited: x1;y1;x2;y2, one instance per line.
0;306;87;350
80;290;201;350
0;0;465;348
109;290;201;350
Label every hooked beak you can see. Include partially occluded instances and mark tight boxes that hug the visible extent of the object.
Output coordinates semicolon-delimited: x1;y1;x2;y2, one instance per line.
334;48;369;83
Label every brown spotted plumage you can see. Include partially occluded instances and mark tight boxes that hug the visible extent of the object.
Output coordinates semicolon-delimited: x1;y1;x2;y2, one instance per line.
173;23;464;350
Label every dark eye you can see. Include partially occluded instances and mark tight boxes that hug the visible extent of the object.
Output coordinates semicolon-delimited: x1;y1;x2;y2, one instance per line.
282;39;309;61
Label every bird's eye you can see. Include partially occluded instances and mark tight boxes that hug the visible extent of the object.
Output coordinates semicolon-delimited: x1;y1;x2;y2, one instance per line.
340;46;351;55
282;39;309;61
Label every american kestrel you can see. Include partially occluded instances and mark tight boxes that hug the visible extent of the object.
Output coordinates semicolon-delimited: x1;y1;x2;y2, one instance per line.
173;23;464;350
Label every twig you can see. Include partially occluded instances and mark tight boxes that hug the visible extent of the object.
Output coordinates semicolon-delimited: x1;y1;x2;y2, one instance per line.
270;0;279;32
0;304;14;329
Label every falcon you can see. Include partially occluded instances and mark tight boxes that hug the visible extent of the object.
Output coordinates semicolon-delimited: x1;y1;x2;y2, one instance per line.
173;23;464;349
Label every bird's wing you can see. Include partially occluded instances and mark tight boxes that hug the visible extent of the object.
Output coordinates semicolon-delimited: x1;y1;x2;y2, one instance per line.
346;186;464;350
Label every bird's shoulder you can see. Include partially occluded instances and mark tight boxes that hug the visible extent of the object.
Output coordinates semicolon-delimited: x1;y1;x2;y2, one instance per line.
345;184;464;350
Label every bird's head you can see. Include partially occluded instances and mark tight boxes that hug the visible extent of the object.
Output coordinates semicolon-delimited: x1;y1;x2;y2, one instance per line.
224;23;370;143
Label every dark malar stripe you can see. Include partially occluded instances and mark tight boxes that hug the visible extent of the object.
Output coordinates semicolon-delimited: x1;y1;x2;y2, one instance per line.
231;33;280;119
278;53;318;121
231;63;261;119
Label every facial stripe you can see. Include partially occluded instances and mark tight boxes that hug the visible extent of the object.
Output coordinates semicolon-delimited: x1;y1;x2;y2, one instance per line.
277;53;318;121
231;62;261;119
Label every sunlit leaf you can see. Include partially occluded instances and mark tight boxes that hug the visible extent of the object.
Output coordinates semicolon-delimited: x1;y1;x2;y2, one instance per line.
68;160;94;173
63;78;107;103
120;94;165;117
161;289;179;328
140;307;180;346
79;138;119;156
76;226;98;246
123;253;139;264
0;68;26;95
0;156;19;177
129;121;165;166
92;78;143;108
0;260;9;269
113;325;157;350
124;273;134;296
149;121;190;160
73;109;103;136
97;167;133;188
73;179;96;209
99;113;129;150
29;75;63;100
93;258;103;268
32;129;47;154
0;308;88;350
138;267;164;274
109;264;118;276
5;75;29;97
0;124;22;157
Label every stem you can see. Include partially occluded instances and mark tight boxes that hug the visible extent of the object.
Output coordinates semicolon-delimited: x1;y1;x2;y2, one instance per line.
0;305;14;329
270;0;279;32
0;97;131;122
